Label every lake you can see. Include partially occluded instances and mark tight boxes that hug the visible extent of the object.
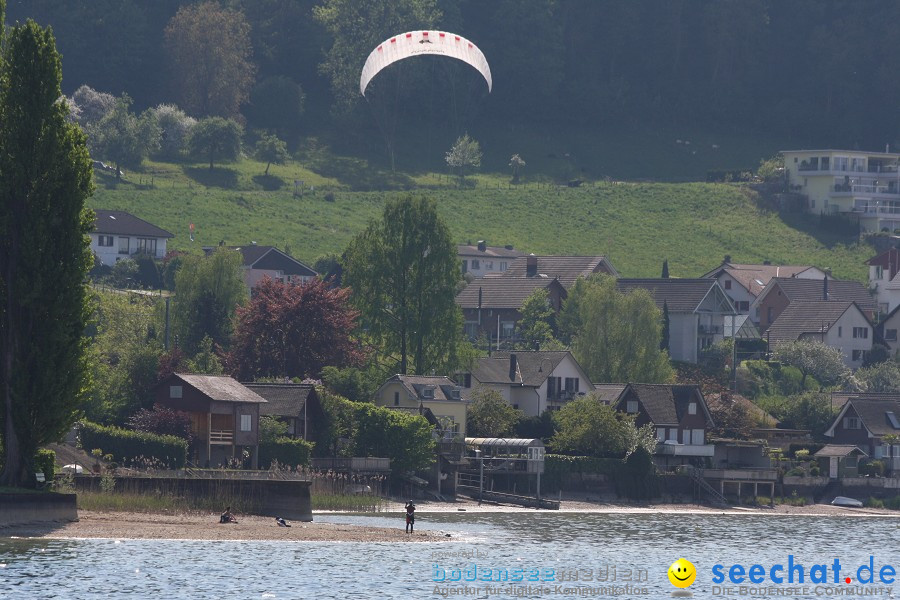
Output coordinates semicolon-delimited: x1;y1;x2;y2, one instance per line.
1;511;897;599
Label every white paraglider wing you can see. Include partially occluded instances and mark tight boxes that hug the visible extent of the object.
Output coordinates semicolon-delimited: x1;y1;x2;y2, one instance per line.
360;31;492;96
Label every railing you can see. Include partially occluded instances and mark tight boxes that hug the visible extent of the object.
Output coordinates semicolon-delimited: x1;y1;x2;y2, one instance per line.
310;457;391;472
208;429;233;444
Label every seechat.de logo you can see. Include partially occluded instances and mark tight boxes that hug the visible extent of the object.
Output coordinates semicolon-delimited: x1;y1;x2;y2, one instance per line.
668;558;697;596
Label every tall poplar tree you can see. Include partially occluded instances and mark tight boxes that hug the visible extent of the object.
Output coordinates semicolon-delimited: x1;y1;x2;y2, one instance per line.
343;196;461;375
0;18;94;486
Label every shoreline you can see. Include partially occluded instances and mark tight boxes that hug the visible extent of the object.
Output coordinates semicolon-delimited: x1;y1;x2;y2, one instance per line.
2;496;898;542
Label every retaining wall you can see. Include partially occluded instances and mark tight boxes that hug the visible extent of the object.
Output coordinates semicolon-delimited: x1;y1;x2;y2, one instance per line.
0;492;77;527
75;476;313;521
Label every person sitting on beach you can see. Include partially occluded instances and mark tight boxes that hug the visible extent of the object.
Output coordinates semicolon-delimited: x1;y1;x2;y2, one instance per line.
220;506;237;524
276;517;291;528
405;501;416;533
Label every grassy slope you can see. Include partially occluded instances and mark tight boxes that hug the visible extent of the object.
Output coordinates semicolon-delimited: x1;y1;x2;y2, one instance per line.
90;155;872;281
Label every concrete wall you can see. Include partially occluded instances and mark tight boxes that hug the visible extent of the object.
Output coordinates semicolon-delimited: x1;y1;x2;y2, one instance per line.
0;492;77;527
76;476;313;522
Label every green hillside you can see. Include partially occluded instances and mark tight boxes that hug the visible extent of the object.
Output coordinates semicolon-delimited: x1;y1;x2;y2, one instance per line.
90;157;872;282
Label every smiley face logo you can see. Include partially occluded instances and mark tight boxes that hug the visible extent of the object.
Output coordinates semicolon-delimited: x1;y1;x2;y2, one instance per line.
668;558;696;588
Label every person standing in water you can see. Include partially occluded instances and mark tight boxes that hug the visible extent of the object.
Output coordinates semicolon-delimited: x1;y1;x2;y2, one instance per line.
404;501;416;533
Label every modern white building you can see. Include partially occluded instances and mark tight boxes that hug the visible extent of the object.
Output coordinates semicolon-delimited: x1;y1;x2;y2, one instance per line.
91;210;173;266
783;149;900;233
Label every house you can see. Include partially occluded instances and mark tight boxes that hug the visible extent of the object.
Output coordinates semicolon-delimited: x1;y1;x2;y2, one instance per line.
204;244;318;293
782;149;900;233
823;395;900;473
501;254;619;287
91;209;174;266
591;384;627;405
462;351;595;417
866;246;900;315
764;300;873;369
701;260;825;315
154;373;267;468
243;383;324;445
613;383;715;467
455;276;567;343
615;278;738;363
813;445;868;479
875;303;900;356
373;375;468;437
751;276;877;331
458;241;524;278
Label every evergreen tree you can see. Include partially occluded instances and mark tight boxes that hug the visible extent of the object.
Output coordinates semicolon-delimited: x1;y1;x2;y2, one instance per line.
660;300;670;352
661;259;669;278
0;19;94;486
343;196;461;375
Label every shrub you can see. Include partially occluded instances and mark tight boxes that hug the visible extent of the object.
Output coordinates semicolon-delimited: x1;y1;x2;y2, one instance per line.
79;420;187;468
865;497;884;508
859;460;885;477
35;448;56;480
128;404;194;444
259;437;314;469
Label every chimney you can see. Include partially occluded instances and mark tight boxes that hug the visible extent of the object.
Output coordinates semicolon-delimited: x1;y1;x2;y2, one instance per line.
509;353;517;381
723;254;731;264
526;253;538;277
477;240;486;252
823;274;829;300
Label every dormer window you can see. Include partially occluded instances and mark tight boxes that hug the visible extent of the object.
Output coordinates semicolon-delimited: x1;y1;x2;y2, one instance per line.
422;387;434;399
688;402;697;415
448;388;461;400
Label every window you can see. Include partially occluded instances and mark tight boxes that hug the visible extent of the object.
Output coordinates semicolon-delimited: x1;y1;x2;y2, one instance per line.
820;157;829;170
464;322;479;340
547;377;560;398
137;238;157;255
852;349;867;362
118;237;130;254
500;262;508;272
844;417;861;430
461;260;468;274
626;400;638;414
668;429;679;442
512;404;519;410
501;321;515;338
688;402;697;415
484;260;493;270
97;235;114;247
738;301;749;312
691;429;705;445
169;385;182;399
853;327;869;339
471;259;480;270
564;377;579;393
422;387;434;399
886;329;897;342
767;307;774;323
240;414;252;432
393;391;400;406
656;428;666;442
724;280;731;290
875;266;884;280
838;326;842;337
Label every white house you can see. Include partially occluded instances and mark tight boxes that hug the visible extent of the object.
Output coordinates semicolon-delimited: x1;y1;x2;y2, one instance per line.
783;149;900;233
458;241;524;278
91;210;174;266
615;279;739;363
765;300;874;369
462;351;594;417
866;246;900;315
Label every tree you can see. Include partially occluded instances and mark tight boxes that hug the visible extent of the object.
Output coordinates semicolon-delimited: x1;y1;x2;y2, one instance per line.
467;387;522;438
188;117;243;170
550;395;645;458
774;391;835;440
854;360;900;392
661;259;669;278
128;404;194;444
149;104;196;160
255;133;288;176
246;76;305;138
164;1;256;119
772;340;849;389
343;196;461;375
660;300;670;351
509;153;525;183
445;133;482;186
517;288;556;350
69;84;116;127
173;248;247;355
89;94;160;180
0;19;94;486
561;275;674;384
258;415;288;443
227;277;362;381
321;365;383;404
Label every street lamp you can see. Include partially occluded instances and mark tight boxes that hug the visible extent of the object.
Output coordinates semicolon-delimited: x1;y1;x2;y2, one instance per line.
474;448;484;505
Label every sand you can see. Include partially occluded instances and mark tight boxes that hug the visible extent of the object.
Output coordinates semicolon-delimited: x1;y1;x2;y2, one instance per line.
3;495;897;542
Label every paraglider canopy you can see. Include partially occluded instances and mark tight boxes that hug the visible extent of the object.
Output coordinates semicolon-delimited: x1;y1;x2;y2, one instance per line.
360;30;492;97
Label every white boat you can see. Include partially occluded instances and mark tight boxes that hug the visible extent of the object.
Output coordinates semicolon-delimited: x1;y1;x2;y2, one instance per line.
831;496;863;507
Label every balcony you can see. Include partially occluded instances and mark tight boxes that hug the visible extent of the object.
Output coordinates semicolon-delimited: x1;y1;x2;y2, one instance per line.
655;443;715;457
702;468;778;481
209;429;233;444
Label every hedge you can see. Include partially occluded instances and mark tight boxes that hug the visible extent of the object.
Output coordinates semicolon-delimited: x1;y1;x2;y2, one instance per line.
259;437;314;469
35;448;56;480
79;420;187;469
543;451;659;500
